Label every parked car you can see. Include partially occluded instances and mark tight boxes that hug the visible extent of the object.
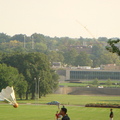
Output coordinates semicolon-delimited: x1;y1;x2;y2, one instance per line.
47;101;60;105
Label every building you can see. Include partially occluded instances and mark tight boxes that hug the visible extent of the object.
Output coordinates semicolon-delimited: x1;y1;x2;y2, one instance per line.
66;69;120;81
52;62;61;68
100;64;120;70
66;45;92;54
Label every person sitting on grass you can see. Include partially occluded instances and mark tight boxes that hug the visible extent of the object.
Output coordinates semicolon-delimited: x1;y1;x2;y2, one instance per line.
60;108;70;120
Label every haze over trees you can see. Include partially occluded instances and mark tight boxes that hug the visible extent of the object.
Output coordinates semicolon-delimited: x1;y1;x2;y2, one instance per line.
0;33;119;67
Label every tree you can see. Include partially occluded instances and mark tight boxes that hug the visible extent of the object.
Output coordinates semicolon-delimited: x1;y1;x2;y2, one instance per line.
10;34;25;42
50;69;59;91
92;78;99;86
63;48;78;65
106;79;112;87
0;33;10;43
16;77;28;100
98;37;108;42
35;43;47;52
106;39;120;56
31;33;46;43
0;64;27;98
74;52;92;66
1;52;59;99
100;52;120;65
0;63;18;90
91;44;104;67
47;51;64;63
46;39;58;50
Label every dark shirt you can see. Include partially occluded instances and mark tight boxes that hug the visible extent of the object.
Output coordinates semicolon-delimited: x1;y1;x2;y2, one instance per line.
110;112;113;118
62;115;70;120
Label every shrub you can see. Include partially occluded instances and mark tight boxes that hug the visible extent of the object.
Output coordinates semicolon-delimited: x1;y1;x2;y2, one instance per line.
85;103;120;108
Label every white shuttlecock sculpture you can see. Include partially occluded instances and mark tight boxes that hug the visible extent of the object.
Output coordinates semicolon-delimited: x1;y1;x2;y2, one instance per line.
0;86;18;108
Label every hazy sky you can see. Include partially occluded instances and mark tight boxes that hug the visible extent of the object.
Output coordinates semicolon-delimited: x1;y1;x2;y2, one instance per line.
0;0;120;38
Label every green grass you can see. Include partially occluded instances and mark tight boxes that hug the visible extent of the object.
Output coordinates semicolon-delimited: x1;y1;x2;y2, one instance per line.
0;104;119;120
40;94;120;105
59;82;86;87
59;81;120;87
1;94;120;120
17;94;120;105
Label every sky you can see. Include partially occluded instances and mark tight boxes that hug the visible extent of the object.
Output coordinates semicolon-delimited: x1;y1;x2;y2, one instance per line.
0;0;120;38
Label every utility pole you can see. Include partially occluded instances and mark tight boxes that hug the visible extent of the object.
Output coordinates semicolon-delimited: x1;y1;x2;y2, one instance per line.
34;77;40;104
24;35;26;48
31;36;34;49
34;78;37;103
38;78;40;100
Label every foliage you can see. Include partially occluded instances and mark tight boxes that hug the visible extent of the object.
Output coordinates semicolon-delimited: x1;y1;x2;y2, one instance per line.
0;33;10;43
0;63;27;97
0;33;120;68
92;78;99;86
47;51;64;63
16;79;28;100
1;52;59;99
50;69;59;89
10;34;24;42
85;103;120;108
31;33;46;43
106;79;112;86
98;37;108;42
63;48;78;65
100;52;120;65
35;42;47;52
74;51;92;66
0;64;18;90
91;44;104;67
106;39;120;55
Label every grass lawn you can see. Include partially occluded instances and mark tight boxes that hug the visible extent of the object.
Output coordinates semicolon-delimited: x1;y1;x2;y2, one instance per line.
17;94;120;106
0;104;119;120
59;80;120;87
59;82;86;87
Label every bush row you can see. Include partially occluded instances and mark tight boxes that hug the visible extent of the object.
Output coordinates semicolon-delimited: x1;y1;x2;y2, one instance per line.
85;103;120;108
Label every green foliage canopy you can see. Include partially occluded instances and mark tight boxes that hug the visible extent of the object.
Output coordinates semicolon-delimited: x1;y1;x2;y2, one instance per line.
1;52;59;99
106;39;120;55
0;63;27;99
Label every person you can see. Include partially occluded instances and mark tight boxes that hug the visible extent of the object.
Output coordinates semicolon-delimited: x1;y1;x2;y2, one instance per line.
109;109;113;120
55;111;60;120
55;111;62;120
58;103;60;109
60;108;70;120
62;104;65;108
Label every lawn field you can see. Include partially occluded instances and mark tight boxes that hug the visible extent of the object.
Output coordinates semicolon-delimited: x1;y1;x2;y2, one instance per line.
59;81;120;87
17;94;120;105
1;94;120;120
0;104;120;120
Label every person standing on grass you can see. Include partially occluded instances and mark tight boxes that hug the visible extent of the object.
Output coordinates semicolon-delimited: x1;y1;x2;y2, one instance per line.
109;109;113;120
55;111;59;120
62;104;65;108
60;108;70;120
55;111;62;120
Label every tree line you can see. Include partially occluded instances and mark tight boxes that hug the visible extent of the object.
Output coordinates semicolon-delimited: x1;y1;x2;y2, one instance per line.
0;33;120;67
0;52;59;100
